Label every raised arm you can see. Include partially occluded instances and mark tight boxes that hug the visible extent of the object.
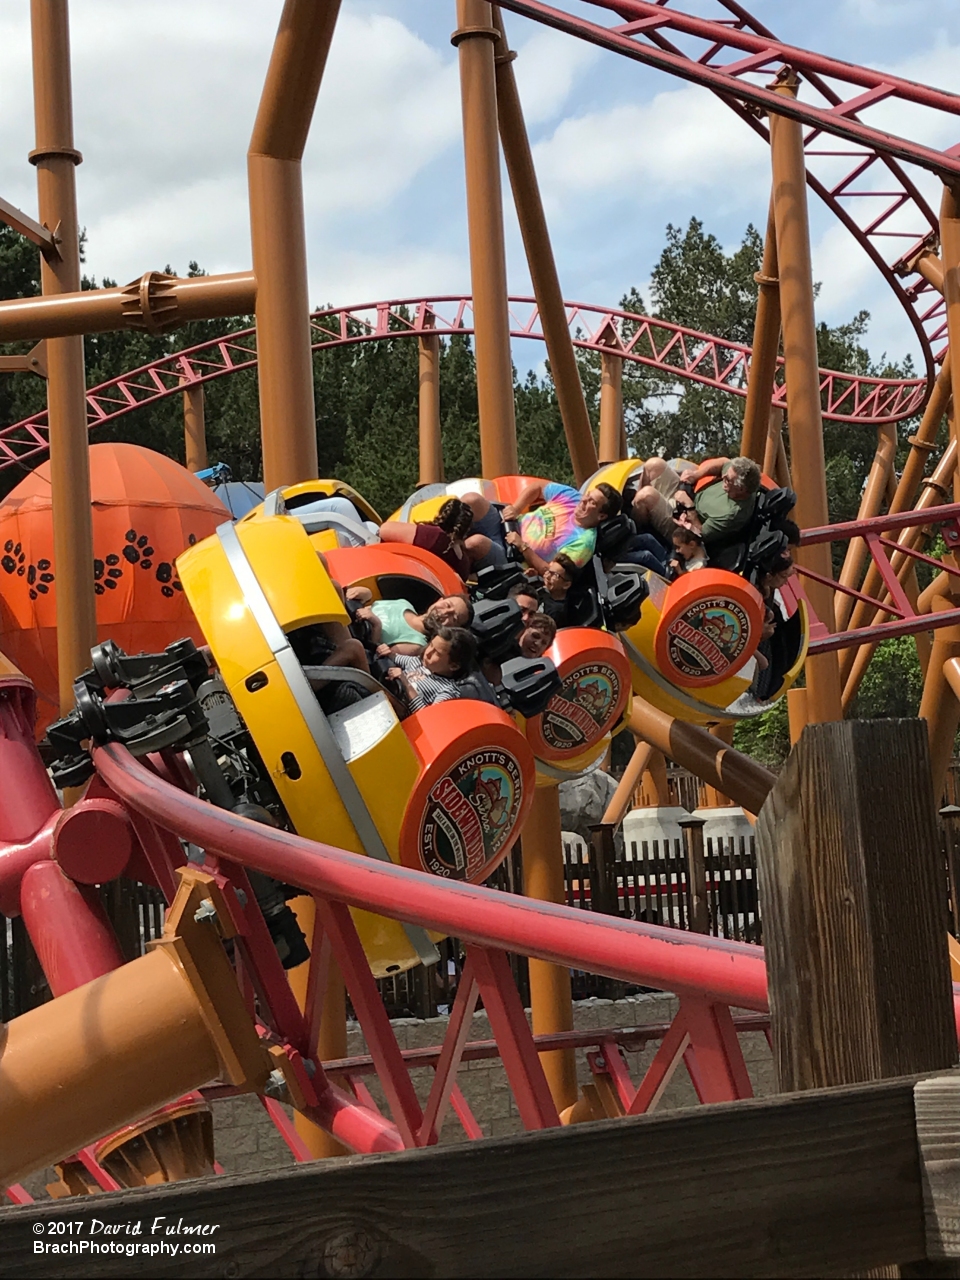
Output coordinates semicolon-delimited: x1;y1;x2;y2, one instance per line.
679;457;729;485
501;482;547;521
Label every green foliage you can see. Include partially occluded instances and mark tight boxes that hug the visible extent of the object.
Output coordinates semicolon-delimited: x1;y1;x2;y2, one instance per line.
851;636;923;720
733;699;791;769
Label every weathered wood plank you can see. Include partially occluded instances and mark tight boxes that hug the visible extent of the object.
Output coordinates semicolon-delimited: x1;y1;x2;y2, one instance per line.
756;719;957;1090
0;1076;930;1280
916;1073;960;1260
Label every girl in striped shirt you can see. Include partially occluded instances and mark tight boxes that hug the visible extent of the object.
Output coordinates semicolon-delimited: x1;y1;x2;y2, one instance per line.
383;626;478;713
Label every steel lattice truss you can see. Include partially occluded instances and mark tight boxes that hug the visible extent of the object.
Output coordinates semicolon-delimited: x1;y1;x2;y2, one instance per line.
0;295;927;474
500;0;960;386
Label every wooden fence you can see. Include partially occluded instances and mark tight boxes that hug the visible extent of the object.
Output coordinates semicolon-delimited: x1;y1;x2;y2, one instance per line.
563;833;761;944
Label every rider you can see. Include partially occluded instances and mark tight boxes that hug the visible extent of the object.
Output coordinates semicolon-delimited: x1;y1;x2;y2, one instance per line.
462;481;622;575
347;589;474;655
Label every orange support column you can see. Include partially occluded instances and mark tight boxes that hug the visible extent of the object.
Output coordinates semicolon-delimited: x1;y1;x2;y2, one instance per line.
787;687;808;745
740;201;781;465
454;0;518;478
920;596;960;801
248;0;341;491
418;327;444;485
183;382;207;473
838;365;951;687
0;869;268;1189
835;424;897;630
522;785;577;1112
288;895;349;1159
493;8;597;485
700;724;736;809
769;76;842;723
941;184;960;494
599;349;624;465
30;0;96;715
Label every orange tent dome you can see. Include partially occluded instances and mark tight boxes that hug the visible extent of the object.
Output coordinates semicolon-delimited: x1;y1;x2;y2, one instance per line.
0;442;228;735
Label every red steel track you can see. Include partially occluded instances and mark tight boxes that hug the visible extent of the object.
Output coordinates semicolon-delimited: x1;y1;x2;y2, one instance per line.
499;0;960;385
0;295;927;474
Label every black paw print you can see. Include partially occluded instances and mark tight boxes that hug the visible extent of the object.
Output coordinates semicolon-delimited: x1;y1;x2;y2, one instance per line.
32;558;53;600
120;528;183;598
94;552;123;596
2;539;25;577
4;542;54;600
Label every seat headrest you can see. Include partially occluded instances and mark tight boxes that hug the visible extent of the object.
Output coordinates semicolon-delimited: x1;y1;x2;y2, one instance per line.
471;596;524;661
595;513;637;559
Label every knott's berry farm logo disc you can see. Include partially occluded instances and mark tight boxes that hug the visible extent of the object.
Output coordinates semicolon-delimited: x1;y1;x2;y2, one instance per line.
540;662;620;754
665;597;751;682
419;749;524;881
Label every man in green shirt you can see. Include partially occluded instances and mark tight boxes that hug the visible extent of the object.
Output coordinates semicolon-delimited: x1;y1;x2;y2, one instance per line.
677;457;762;556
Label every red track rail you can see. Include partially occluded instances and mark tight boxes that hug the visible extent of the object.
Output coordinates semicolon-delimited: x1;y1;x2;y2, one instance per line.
500;0;959;384
94;741;960;1040
96;741;769;1010
0;295;926;474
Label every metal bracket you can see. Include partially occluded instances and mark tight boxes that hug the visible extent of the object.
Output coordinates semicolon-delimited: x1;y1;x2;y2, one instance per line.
0;194;61;260
0;341;46;378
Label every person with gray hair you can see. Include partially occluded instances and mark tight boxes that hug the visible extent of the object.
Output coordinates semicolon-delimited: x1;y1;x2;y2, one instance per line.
675;455;763;550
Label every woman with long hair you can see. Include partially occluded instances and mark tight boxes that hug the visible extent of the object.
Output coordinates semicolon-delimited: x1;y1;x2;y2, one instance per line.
378;497;491;579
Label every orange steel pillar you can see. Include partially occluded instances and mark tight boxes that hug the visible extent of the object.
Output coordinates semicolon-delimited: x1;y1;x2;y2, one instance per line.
740;202;781;465
0;869;268;1189
492;8;597;485
418;327;444;485
454;0;518;479
248;0;341;491
0;948;222;1188
638;749;671;808
761;407;783;481
835;424;897;629
627;698;775;815
941;184;960;479
841;437;958;709
700;724;736;809
30;0;95;715
522;785;577;1112
920;597;960;800
287;896;348;1159
599;349;624;464
601;738;654;827
769;77;842;723
183;382;207;473
787;687;808;744
837;363;951;684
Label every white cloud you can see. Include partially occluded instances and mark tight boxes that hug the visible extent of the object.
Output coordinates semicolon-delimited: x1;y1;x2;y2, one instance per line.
511;25;601;125
531;83;770;222
0;2;464;292
309;244;467;311
0;0;954;383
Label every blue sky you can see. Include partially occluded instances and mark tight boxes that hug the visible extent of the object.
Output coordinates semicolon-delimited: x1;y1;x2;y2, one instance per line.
0;0;958;376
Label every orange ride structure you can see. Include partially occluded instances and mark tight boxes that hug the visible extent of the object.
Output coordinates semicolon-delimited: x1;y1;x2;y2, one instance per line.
2;2;960;1274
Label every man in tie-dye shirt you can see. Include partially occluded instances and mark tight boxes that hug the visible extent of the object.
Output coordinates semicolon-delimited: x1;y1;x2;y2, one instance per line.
461;481;622;575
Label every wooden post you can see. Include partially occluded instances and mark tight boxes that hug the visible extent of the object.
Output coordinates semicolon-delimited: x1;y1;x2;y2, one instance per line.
587;823;618;917
679;815;709;934
756;719;956;1095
